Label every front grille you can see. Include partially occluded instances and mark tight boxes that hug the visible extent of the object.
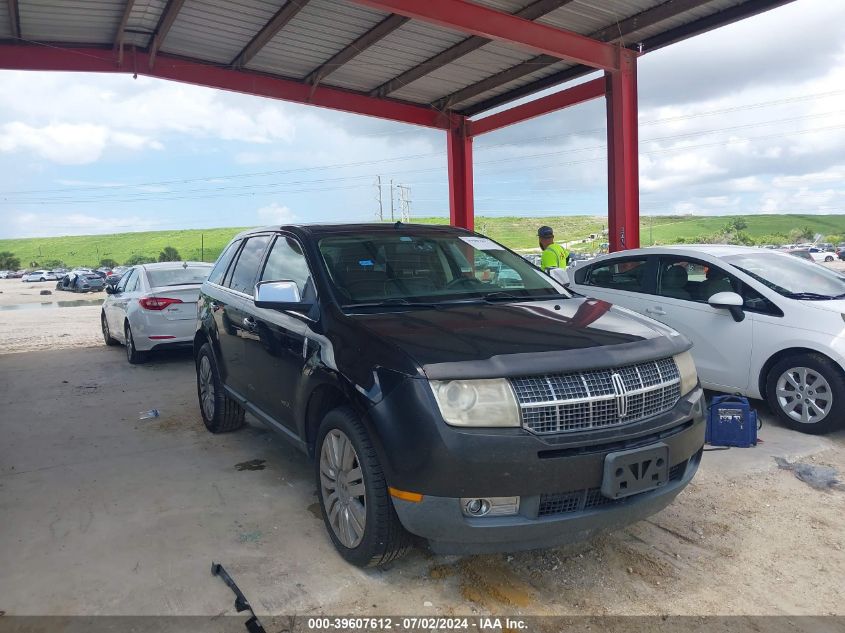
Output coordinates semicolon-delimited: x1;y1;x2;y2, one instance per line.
537;459;689;517
511;358;681;435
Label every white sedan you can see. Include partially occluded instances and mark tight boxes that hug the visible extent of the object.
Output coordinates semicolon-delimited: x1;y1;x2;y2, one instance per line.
101;261;213;364
565;245;845;434
807;247;836;263
22;270;57;282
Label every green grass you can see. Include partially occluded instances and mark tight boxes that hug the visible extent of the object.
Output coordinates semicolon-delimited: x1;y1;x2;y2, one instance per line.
1;214;843;268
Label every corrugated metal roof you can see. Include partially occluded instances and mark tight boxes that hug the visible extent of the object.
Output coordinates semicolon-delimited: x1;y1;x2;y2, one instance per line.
1;0;792;116
19;0;125;43
246;0;389;79
124;0;166;48
161;0;282;64
323;20;467;93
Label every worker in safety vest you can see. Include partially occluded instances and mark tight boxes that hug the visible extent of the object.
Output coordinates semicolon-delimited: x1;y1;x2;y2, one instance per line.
537;225;570;272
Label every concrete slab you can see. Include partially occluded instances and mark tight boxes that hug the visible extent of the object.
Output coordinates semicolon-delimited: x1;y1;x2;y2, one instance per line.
1;347;843;617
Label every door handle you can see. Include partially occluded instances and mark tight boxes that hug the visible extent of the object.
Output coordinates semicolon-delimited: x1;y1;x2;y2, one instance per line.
646;306;666;316
242;317;257;331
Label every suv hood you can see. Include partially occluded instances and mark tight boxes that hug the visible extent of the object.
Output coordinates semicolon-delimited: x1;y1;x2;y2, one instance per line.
348;297;690;380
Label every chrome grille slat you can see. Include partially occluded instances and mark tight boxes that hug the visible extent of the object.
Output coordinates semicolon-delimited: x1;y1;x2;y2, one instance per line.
511;358;681;435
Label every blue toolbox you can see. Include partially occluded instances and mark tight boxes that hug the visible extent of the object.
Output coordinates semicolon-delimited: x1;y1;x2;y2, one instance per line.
706;395;758;447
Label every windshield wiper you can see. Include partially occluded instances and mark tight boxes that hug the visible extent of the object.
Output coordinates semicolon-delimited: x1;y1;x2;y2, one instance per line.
481;291;570;303
784;292;839;300
343;298;440;309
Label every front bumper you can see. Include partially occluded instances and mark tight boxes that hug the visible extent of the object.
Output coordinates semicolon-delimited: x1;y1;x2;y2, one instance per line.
393;446;701;554
371;384;706;554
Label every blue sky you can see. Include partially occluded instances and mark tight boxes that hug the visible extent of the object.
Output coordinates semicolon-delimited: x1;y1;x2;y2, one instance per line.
0;0;844;238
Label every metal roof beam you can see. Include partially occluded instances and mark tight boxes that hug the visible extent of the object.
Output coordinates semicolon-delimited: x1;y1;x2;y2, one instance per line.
370;0;574;98
304;13;409;87
468;76;604;136
231;0;311;69
0;44;451;130
348;0;619;71
449;0;707;113
8;0;21;39
460;0;794;115
114;0;137;65
148;0;186;69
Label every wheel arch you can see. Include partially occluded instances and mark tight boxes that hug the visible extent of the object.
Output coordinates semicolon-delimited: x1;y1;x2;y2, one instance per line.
758;347;845;399
303;383;355;459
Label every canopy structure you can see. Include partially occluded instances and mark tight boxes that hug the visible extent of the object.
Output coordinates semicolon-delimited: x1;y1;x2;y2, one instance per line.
0;0;793;250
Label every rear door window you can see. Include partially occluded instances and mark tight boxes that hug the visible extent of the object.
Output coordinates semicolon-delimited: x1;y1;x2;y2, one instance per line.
586;258;651;293
208;240;240;286
226;235;271;295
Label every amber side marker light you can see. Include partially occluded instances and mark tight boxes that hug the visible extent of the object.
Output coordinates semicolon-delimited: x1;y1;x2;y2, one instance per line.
389;487;423;503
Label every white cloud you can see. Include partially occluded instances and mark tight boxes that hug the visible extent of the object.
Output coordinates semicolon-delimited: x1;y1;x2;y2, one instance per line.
257;203;296;225
0;122;162;164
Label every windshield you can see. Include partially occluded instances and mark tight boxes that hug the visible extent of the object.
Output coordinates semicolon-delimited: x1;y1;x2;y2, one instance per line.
724;252;845;299
147;266;212;288
318;231;566;306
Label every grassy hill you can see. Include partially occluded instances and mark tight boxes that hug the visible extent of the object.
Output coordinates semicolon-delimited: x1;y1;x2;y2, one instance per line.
1;214;843;268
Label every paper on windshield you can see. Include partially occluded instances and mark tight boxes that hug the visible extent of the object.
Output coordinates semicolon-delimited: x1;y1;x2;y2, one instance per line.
459;236;504;250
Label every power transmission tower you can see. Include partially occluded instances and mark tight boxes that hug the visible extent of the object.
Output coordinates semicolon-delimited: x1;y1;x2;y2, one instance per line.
374;176;383;221
397;184;412;222
389;179;395;221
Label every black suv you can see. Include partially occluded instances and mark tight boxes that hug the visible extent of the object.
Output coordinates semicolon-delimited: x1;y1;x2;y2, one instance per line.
194;224;705;567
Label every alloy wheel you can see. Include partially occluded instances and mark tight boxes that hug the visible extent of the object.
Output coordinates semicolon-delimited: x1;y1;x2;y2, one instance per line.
198;355;216;420
776;366;832;425
319;429;367;548
125;327;134;362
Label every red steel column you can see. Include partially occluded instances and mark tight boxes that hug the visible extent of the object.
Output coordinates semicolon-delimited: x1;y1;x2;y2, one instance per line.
605;48;640;252
448;116;474;230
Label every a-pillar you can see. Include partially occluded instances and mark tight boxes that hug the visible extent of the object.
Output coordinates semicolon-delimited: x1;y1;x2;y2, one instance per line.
447;115;474;231
605;48;640;251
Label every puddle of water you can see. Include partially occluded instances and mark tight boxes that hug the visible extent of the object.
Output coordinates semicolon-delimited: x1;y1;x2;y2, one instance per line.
0;299;104;311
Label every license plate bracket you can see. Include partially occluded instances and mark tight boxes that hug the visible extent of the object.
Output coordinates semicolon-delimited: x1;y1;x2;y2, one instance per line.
601;443;669;500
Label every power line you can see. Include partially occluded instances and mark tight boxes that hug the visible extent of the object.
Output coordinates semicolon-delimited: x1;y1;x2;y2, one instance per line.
3;90;842;199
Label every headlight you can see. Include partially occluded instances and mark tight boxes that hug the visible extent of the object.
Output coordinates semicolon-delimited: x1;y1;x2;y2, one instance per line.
673;351;698;395
430;378;520;427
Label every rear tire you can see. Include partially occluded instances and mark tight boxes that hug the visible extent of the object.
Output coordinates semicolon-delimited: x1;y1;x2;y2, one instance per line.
101;312;119;346
766;352;845;434
315;407;411;567
124;323;146;364
196;342;244;433
825;256;834;262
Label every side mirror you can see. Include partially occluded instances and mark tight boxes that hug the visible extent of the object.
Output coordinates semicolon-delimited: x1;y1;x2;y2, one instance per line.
548;267;570;287
105;285;117;295
708;291;745;322
254;280;312;312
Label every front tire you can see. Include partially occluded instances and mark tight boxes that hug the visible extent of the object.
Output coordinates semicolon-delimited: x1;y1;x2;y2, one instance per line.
124;323;146;364
766;353;845;434
315;407;411;567
196;343;244;433
102;312;118;346
825;256;834;262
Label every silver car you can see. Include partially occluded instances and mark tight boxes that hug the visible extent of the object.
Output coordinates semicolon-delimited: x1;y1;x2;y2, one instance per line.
101;262;213;363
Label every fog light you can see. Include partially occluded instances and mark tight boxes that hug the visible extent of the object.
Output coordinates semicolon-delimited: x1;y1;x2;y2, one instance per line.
461;496;520;517
463;498;491;516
